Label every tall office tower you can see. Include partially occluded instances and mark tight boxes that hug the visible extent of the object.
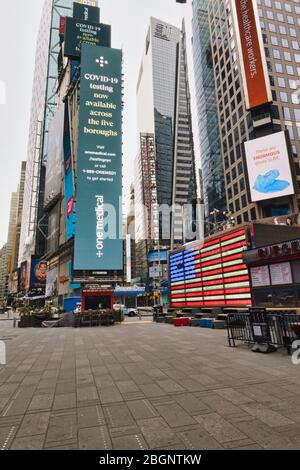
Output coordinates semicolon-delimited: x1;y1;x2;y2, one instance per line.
19;0;73;265
192;0;226;231
204;0;300;224
6;192;18;271
0;245;8;301
135;17;197;280
9;162;26;274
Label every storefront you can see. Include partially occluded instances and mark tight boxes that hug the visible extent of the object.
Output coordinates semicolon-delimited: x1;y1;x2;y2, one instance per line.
114;286;146;308
81;289;114;311
244;238;300;308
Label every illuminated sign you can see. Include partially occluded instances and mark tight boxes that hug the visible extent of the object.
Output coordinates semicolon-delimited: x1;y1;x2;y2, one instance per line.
64;17;111;58
44;105;64;206
250;265;270;287
74;44;123;272
231;0;272;109
73;2;100;22
30;257;47;291
63;101;76;240
169;229;251;307
244;238;300;265
270;262;293;285
244;131;295;202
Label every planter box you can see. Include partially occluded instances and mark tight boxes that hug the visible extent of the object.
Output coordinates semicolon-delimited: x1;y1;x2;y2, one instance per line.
214;320;226;329
200;318;214;328
181;317;190;326
173;318;183;327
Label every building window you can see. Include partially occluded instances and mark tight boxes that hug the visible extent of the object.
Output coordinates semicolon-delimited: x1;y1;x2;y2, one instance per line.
280;91;288;102
285;3;292;12
272;90;277;101
281;38;289;47
286;65;294;75
251;207;256;220
283;106;291;120
277;12;284;21
278;77;286;87
267;10;274;19
287;16;294;25
275;63;283;72
292;144;297;157
289;79;297;89
243;212;249;222
290;28;297;37
295;109;300;122
275;1;282;9
295;54;300;64
271;104;280;119
271;36;278;46
291;93;299;105
279;25;286;34
284;51;292;61
268;23;276;32
273;49;281;59
286;125;294;140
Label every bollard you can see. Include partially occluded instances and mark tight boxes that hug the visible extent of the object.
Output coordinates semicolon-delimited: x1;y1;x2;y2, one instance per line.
13;318;17;328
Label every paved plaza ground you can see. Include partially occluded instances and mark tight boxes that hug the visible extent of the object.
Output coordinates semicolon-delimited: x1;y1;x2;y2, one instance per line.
0;317;300;450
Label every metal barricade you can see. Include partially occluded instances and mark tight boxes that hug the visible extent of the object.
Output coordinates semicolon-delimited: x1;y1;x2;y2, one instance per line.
227;310;300;354
226;312;252;347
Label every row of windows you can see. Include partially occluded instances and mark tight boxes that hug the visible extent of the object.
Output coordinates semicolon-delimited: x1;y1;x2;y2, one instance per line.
273;62;300;76
257;0;300;14
259;8;300;25
283;107;300;121
276;90;299;105
261;20;300;33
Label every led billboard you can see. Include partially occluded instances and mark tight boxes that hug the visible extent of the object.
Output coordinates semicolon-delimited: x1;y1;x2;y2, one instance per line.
63;101;76;240
231;0;272;109
169;228;252;307
44;105;64;207
29;257;47;291
73;2;100;22
64;17;111;58
244;131;295;202
74;43;123;272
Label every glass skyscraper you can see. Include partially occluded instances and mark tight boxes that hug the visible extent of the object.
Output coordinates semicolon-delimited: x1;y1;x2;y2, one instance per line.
192;0;226;232
135;17;197;280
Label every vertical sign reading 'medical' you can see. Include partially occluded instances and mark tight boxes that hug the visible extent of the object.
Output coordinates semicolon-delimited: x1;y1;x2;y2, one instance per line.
74;43;123;271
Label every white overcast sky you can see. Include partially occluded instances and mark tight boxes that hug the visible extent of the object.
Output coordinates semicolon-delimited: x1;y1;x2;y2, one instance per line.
0;0;199;247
